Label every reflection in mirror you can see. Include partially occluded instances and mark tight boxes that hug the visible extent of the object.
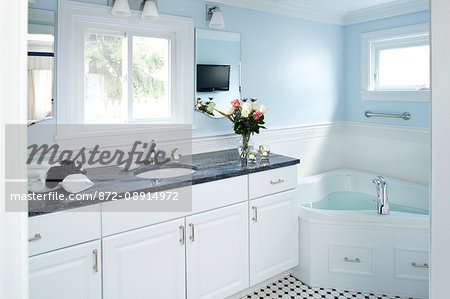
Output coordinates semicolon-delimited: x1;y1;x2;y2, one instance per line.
195;28;240;118
28;8;55;126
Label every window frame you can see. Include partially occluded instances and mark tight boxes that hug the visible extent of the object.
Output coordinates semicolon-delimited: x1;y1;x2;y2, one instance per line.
361;23;430;102
82;26;176;124
56;0;193;144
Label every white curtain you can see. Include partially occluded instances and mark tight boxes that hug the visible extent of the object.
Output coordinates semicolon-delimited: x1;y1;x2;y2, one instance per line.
27;56;54;121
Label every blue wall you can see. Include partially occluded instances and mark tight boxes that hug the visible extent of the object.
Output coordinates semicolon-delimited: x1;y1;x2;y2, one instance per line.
29;0;344;138
343;11;430;128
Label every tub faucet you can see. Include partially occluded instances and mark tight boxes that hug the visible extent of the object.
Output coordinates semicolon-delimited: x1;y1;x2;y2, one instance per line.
372;176;390;215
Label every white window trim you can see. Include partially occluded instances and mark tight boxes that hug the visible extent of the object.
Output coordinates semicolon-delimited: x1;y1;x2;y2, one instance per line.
56;0;193;143
361;23;430;102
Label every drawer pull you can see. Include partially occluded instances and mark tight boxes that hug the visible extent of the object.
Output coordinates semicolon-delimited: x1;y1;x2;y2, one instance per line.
92;249;99;272
270;179;285;185
344;257;361;263
252;206;258;222
179;225;185;245
28;233;42;242
189;223;195;242
411;262;429;268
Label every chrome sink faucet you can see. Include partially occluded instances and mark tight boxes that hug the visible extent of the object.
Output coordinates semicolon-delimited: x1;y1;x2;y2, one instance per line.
372;176;390;215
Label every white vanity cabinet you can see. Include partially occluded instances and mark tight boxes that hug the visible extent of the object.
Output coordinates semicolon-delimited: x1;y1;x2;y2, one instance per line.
249;190;298;285
29;164;299;299
29;240;102;299
186;202;249;299
102;218;186;299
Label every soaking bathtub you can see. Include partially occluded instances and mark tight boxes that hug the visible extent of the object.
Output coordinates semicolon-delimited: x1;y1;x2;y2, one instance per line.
292;169;429;298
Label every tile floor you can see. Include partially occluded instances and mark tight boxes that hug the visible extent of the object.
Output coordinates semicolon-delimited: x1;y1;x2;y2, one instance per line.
242;275;416;299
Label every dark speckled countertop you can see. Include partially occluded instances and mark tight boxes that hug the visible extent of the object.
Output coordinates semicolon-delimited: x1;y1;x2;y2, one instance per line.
29;149;299;216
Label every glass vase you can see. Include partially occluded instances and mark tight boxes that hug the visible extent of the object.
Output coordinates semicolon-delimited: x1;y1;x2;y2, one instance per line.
238;133;254;166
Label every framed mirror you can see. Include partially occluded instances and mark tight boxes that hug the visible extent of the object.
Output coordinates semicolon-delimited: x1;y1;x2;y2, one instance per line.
27;8;55;126
195;28;241;118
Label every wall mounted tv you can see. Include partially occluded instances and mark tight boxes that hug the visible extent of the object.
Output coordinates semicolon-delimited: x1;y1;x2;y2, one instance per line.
196;64;230;92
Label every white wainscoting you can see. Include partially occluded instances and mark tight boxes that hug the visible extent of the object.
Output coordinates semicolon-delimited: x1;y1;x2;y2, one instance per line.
192;122;430;185
29;121;429;185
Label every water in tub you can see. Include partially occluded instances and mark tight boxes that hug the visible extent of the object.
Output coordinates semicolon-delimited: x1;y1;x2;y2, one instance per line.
309;191;428;215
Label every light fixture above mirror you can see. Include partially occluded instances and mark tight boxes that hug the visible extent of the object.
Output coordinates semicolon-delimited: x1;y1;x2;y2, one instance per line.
206;5;225;29
142;0;159;19
111;0;131;17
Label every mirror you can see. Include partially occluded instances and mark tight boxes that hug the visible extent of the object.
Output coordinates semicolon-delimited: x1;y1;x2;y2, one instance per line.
195;28;241;118
27;8;55;126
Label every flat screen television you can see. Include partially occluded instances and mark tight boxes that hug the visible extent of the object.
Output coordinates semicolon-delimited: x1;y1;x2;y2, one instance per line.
197;64;230;92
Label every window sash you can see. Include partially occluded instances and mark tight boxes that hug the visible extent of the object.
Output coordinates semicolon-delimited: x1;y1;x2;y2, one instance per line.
128;32;176;124
372;37;430;91
82;25;175;124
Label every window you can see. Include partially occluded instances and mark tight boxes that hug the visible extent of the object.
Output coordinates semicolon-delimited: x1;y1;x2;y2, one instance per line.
57;1;193;129
361;23;430;101
84;31;172;123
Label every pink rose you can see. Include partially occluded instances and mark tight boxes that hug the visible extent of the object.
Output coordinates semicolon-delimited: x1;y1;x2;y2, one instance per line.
253;111;262;120
231;99;240;108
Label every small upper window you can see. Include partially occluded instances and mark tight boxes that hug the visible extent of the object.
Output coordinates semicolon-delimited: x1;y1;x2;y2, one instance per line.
361;23;429;101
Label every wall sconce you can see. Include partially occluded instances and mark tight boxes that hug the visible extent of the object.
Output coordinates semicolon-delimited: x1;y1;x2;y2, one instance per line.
206;5;225;29
111;0;131;17
142;0;159;19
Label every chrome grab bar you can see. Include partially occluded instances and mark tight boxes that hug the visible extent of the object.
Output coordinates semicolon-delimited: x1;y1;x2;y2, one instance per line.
365;110;411;120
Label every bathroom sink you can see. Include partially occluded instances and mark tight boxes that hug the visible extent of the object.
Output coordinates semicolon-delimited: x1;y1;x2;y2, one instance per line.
135;166;196;179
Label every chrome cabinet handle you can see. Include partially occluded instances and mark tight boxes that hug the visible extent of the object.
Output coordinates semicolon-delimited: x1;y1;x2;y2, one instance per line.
344;257;361;263
189;223;195;242
412;262;429;268
28;233;42;242
92;249;98;272
179;225;185;245
270;179;285;185
252;206;258;222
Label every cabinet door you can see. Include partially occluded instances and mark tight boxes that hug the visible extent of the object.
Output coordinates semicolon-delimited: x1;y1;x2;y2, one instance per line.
249;189;298;285
186;202;249;299
103;218;186;299
29;240;101;299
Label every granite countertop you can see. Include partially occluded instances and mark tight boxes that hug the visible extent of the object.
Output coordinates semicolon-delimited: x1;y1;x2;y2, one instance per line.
29;149;300;216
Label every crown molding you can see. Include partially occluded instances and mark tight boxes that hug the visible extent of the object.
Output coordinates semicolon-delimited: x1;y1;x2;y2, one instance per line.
209;0;428;25
343;0;429;25
210;0;345;24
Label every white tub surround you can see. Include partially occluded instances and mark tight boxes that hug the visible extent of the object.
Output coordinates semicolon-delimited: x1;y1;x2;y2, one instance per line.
293;169;429;298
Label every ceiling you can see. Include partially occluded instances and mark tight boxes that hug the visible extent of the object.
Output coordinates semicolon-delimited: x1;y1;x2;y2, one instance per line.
211;0;429;25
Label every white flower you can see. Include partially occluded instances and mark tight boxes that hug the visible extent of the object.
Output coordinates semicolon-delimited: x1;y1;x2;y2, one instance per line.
206;102;216;113
242;102;251;111
259;104;268;114
225;106;235;115
251;102;259;111
242;108;251;117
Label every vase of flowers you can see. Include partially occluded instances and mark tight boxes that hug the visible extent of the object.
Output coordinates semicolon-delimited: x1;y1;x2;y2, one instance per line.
196;97;268;166
238;132;254;164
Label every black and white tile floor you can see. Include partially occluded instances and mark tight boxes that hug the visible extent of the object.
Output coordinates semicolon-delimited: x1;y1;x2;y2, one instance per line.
242;275;416;299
